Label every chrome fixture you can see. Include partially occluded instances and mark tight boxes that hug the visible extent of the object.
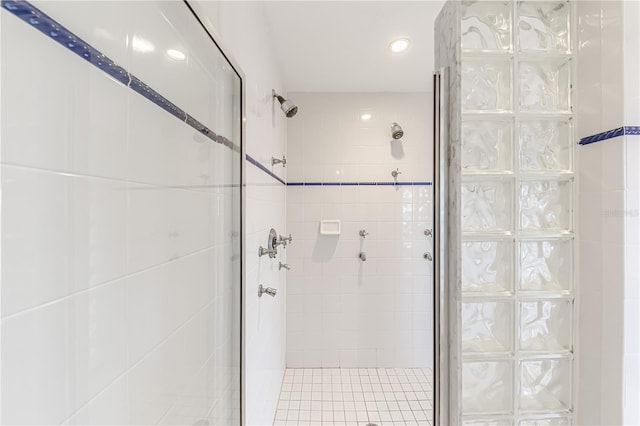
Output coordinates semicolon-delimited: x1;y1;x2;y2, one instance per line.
258;284;277;297
359;252;367;262
391;122;404;139
359;229;369;238
391;168;402;179
424;229;433;238
279;262;291;271
424;252;433;261
272;156;287;167
258;246;277;258
273;89;298;118
259;228;279;258
277;233;293;247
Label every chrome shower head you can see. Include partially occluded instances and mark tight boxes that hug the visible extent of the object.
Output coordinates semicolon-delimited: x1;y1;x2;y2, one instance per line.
273;90;298;118
391;122;404;139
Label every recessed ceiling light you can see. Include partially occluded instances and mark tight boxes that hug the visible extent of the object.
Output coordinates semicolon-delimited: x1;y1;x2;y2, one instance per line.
360;113;372;121
166;49;186;60
389;37;410;54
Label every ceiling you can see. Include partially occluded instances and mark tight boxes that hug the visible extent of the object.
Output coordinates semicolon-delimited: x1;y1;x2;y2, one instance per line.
262;1;446;93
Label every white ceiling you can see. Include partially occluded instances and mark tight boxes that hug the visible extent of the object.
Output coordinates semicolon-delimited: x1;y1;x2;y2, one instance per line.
262;1;446;93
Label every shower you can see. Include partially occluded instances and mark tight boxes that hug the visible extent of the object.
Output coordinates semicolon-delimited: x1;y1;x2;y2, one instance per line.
391;122;404;139
273;89;298;118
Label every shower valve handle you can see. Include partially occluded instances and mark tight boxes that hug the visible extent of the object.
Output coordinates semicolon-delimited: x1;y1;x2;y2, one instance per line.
272;156;287;167
279;262;291;271
278;234;293;247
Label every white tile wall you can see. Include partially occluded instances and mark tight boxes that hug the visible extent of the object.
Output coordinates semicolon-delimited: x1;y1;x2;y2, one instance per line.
191;2;289;424
286;93;433;369
623;4;640;424
577;1;640;424
2;2;241;425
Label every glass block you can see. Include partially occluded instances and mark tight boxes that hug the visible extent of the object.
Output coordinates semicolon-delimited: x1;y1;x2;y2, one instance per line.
463;418;513;426
519;415;571;425
519;358;572;412
462;1;512;52
462;180;514;233
462;240;514;293
519;179;572;232
518;60;571;113
519;238;572;292
462;118;514;172
462;301;514;353
519;299;572;353
463;360;513;414
463;59;513;112
517;1;570;53
518;118;572;172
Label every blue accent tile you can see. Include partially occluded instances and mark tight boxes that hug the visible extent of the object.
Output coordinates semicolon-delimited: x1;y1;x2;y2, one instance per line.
2;0;240;152
625;126;640;136
281;179;433;187
578;127;624;145
245;154;285;185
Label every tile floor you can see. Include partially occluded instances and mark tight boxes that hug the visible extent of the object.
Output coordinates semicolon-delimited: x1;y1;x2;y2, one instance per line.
273;368;434;426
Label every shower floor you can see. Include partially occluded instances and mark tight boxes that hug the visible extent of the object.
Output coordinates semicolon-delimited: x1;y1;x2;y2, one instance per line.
273;368;433;426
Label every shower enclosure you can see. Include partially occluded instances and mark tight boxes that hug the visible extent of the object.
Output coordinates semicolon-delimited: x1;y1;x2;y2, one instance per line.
0;2;244;424
435;1;575;424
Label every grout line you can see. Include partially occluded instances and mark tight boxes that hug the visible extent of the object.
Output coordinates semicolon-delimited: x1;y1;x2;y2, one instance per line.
1;245;217;321
58;298;217;425
0;163;241;194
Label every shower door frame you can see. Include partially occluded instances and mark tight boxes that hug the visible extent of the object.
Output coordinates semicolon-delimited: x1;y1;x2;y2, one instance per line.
433;67;450;426
184;2;247;424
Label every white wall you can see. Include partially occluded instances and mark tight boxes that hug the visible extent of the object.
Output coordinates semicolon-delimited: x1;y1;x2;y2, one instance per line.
285;93;434;369
2;1;241;424
576;1;640;424
622;3;640;424
191;2;289;425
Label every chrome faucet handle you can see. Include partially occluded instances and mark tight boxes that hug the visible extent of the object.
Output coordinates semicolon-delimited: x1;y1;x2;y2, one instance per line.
258;246;277;258
272;156;287;167
424;229;433;238
359;229;369;238
258;284;277;297
391;168;402;178
278;234;293;247
279;262;291;271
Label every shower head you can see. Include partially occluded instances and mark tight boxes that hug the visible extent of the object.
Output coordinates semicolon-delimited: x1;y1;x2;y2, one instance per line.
273;90;298;118
391;122;404;139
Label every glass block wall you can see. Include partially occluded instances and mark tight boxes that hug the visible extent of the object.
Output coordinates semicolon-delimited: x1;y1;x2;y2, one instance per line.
459;1;574;424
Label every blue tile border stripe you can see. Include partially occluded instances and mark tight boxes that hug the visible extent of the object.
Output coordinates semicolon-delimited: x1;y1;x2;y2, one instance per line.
286;181;433;187
579;126;640;145
2;0;240;153
244;156;433;187
246;155;286;185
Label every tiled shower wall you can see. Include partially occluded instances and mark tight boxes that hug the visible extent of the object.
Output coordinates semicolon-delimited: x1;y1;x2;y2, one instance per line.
285;93;434;369
192;2;289;425
2;2;241;425
576;1;640;424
